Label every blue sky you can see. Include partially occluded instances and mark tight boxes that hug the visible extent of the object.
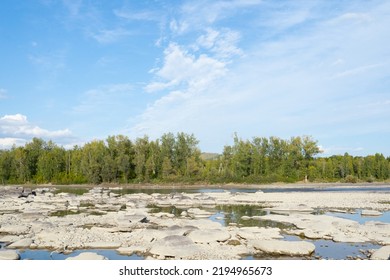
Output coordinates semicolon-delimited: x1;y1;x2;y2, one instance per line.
1;0;389;156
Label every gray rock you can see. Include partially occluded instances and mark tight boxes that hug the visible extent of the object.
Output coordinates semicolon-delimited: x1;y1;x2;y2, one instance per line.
66;252;108;260
370;246;390;260
253;240;315;256
0;250;20;260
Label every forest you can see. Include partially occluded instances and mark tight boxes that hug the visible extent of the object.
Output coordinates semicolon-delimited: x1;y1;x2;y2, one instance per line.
0;133;389;185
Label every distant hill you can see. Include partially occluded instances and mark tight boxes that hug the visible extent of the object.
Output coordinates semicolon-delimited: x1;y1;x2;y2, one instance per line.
200;153;220;160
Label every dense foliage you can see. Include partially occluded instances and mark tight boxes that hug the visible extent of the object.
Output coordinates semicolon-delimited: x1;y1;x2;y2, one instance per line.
0;133;389;185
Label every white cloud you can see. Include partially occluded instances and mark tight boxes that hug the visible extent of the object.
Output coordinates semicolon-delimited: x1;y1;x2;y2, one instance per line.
196;28;242;58
131;0;390;154
0;114;72;139
145;43;227;92
114;9;160;22
0;138;27;149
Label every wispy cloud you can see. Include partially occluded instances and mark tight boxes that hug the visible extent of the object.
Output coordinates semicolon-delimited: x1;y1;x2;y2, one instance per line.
114;9;161;22
62;0;83;17
130;0;390;153
89;28;133;44
0;88;7;99
72;83;134;114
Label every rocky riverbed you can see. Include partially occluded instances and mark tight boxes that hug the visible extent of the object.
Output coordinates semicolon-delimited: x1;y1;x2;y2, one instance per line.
0;185;389;260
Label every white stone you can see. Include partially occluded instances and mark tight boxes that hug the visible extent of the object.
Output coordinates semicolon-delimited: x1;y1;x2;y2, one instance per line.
188;229;231;244
84;242;121;249
149;235;201;259
7;238;33;249
361;210;382;216
0;250;20;260
371;246;390;260
0;225;29;235
253;240;315;256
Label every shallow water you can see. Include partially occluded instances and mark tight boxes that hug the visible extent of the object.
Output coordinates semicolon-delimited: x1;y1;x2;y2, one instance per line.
282;235;381;260
54;185;390;196
326;210;390;224
0;245;144;260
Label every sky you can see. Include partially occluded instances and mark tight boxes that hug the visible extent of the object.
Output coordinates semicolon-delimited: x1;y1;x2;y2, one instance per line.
0;0;389;156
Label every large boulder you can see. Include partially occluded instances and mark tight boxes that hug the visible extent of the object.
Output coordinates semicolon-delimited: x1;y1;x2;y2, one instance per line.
253;240;315;256
0;250;20;260
370;246;390;260
66;252;107;260
149;235;201;259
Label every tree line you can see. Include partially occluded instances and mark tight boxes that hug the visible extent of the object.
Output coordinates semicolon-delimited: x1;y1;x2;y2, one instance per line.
0;133;389;185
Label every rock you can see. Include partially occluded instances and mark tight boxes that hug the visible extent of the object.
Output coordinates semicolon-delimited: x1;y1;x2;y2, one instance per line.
187;208;213;218
117;246;147;255
0;250;20;260
361;210;382;216
370;246;390;260
188;229;231;244
180;211;188;217
0;225;30;235
66;252;108;260
7;238;33;249
237;227;283;241
149;235;201;259
84;242;121;249
122;214;148;223
253;240;315;256
0;235;20;243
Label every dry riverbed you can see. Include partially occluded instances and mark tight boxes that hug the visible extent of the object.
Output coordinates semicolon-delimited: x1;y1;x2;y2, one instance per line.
0;185;389;260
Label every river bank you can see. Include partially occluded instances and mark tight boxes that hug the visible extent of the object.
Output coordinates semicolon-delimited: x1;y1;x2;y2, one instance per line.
1;185;389;260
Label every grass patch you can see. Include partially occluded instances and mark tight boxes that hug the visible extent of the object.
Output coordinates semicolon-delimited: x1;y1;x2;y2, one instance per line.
49;210;80;217
378;201;390;204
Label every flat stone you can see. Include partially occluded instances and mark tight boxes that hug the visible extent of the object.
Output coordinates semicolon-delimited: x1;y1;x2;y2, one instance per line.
149;235;201;259
84;242;121;249
7;238;33;249
361;210;382;216
237;227;283;241
0;225;30;235
370;246;390;260
0;250;20;260
253;240;315;256
66;252;108;260
0;235;20;243
117;246;147;255
187;208;213;218
188;229;231;243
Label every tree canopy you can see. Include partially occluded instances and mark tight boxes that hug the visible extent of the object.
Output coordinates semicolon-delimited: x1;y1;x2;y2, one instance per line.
0;133;389;185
